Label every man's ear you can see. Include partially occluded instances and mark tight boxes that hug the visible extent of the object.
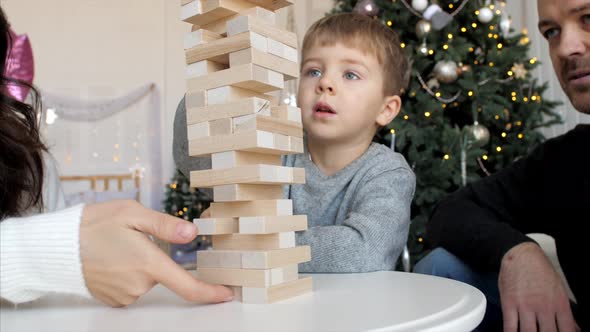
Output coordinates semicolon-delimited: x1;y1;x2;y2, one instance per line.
376;95;401;126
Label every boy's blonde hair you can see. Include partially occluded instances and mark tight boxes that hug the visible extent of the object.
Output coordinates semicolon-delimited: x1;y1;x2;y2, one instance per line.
301;13;410;96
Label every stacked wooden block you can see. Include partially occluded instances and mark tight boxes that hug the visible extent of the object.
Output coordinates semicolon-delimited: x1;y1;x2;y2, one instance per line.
180;0;312;304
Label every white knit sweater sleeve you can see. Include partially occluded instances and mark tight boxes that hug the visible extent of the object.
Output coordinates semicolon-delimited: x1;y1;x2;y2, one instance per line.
0;204;92;303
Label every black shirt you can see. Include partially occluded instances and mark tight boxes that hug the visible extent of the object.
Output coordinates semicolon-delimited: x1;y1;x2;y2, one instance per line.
427;124;589;328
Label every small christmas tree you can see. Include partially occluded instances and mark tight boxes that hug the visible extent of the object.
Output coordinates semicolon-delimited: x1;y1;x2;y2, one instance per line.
163;169;213;266
332;0;561;266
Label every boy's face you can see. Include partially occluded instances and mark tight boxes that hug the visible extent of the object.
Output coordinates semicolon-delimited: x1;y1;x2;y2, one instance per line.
297;42;400;144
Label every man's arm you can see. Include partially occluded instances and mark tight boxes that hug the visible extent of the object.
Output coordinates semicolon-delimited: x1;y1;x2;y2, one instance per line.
427;144;548;272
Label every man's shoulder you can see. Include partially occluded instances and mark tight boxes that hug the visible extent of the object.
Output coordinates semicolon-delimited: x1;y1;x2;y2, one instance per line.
536;124;589;159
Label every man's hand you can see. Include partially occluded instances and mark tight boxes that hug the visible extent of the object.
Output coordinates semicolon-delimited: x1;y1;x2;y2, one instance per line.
499;242;578;331
79;200;233;307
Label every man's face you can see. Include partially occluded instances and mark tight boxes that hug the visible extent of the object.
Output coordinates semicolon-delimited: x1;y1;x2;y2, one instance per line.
538;0;590;114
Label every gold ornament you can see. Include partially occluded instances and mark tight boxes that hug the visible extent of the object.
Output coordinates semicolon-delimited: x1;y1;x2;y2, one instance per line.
463;122;491;148
434;60;459;83
511;63;528;79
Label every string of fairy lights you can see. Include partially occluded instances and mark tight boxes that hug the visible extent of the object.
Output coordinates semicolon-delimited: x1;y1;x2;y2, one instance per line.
354;0;545;165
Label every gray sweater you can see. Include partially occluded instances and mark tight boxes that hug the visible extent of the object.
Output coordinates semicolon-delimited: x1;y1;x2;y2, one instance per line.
284;143;415;272
173;98;415;273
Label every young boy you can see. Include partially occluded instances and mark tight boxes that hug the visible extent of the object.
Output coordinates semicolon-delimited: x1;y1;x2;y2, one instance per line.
173;13;415;273
285;13;415;272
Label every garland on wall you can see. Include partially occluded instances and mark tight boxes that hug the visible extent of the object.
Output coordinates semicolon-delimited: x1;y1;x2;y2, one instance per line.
41;83;155;122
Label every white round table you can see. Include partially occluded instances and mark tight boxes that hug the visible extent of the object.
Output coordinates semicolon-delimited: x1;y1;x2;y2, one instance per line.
1;271;486;332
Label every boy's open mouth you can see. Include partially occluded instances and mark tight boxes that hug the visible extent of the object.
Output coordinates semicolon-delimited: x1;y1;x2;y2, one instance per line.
313;101;337;114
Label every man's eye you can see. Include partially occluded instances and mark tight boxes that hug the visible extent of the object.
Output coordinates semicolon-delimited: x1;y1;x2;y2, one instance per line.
307;69;321;77
582;14;590;24
344;72;360;80
543;28;560;40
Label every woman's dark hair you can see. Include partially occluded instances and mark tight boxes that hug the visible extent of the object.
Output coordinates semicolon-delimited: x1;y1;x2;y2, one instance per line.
0;6;46;219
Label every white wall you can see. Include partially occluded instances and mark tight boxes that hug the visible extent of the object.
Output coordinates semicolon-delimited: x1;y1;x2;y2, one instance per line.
3;0;192;209
2;0;586;208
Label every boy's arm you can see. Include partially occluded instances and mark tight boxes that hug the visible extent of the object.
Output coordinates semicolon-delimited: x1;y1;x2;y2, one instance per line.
296;168;415;273
173;96;211;177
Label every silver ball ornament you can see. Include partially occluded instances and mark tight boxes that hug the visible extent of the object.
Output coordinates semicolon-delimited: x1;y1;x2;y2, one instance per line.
415;19;432;38
433;60;459;83
500;15;512;36
463;122;490;148
477;7;494;24
411;0;429;12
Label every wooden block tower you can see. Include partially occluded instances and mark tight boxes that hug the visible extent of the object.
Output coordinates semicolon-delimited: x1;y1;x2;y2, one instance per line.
180;0;312;304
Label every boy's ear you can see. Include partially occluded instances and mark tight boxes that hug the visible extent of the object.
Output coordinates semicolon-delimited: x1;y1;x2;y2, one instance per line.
376;95;402;127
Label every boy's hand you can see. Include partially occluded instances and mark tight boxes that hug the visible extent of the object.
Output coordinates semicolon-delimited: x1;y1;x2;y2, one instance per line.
79;200;233;307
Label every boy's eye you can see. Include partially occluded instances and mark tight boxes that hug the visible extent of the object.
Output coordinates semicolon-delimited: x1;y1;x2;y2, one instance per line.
542;27;560;40
344;72;360;80
307;69;322;77
583;14;590;24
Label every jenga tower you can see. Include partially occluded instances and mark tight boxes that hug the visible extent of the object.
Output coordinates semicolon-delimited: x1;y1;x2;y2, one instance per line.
180;0;312;303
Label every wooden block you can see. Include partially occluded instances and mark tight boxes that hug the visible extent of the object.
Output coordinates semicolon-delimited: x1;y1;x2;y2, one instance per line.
210;118;233;136
193;5;277;35
212;232;295;250
185;31;267;65
214;184;284;201
229;47;298;80
239;215;307;234
187;64;283;94
181;1;202;22
290;136;304;153
194;218;238;234
270;105;302;123
197;250;242;269
211;151;282;169
187;97;270;125
242;6;276;25
184;29;222;50
187;118;233;140
242;246;311;269
267;38;298;62
210;199;292;218
188;130;302;157
196;264;298;287
182;0;256;27
227;15;297;48
242;0;293;11
187;121;210;139
185;90;207;109
233;113;303;137
241;277;312;304
191;165;304;187
186;60;227;79
207;86;274;106
197;246;310;269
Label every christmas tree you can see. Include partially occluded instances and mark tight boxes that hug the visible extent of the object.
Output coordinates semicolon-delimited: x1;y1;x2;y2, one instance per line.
332;0;561;266
163;169;213;265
